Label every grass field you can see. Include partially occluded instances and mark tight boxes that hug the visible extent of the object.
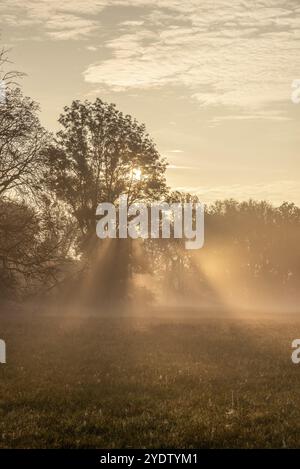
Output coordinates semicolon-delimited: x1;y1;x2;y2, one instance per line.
0;306;300;448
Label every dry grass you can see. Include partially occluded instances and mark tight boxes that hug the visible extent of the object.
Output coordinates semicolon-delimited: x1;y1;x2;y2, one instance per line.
0;308;299;448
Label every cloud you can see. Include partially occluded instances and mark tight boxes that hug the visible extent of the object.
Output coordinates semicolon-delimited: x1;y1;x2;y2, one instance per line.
0;0;104;40
45;14;98;40
1;0;300;110
209;110;292;126
84;1;300;110
120;20;145;27
166;150;184;153
168;164;197;170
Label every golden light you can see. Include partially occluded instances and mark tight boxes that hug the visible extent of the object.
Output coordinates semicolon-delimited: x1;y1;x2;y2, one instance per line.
132;168;142;181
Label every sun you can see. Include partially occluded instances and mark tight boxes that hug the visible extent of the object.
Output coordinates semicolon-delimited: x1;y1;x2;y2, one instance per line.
132;168;142;181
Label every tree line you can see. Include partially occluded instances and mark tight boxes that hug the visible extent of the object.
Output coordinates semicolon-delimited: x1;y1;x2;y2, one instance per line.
1;49;299;311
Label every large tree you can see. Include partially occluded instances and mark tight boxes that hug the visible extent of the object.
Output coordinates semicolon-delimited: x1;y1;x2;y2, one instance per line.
46;99;168;305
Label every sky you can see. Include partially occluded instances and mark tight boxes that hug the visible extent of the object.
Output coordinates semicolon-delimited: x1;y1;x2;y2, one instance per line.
1;0;300;205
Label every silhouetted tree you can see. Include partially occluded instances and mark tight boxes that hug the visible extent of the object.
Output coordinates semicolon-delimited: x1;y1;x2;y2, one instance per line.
0;88;49;197
0;197;75;298
45;99;168;306
0;49;73;300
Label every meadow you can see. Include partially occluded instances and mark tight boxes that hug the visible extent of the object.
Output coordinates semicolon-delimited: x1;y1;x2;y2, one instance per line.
0;305;300;448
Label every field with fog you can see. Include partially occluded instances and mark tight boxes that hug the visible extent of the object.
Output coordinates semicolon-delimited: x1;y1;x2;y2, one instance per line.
1;42;300;451
1;305;300;449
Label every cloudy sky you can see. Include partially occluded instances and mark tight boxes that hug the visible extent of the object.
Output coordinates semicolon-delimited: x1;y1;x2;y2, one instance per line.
1;0;300;204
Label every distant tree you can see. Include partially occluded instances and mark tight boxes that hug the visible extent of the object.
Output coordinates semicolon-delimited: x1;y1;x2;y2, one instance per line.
143;191;199;296
196;199;300;308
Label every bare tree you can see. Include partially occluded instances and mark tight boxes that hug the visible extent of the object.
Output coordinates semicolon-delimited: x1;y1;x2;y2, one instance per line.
0;47;23;91
0;196;76;298
0;88;50;198
0;47;74;299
